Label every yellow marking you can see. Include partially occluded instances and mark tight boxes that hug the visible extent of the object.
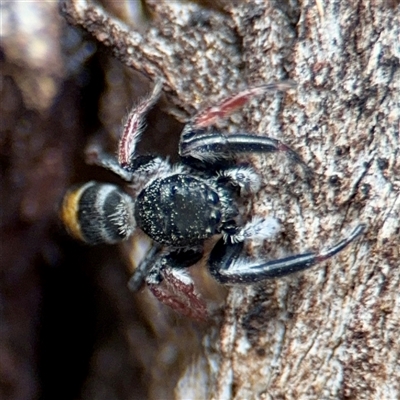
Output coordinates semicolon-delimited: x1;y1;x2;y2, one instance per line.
60;182;92;242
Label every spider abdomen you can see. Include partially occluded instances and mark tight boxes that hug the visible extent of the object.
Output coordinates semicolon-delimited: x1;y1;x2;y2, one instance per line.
61;181;136;244
135;174;224;246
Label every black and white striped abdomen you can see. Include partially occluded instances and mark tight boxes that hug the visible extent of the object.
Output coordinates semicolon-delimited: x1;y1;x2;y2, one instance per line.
61;181;136;244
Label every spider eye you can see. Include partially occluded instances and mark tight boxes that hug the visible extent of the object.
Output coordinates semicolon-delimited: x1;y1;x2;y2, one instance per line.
208;191;219;204
209;210;222;225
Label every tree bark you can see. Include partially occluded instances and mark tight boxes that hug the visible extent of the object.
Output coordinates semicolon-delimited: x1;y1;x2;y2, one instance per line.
61;0;400;399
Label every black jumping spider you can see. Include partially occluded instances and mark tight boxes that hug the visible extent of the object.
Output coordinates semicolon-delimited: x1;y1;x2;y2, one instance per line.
61;80;364;319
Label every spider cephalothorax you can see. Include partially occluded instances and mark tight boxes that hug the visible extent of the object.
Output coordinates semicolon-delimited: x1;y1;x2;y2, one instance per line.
134;174;238;247
61;80;365;319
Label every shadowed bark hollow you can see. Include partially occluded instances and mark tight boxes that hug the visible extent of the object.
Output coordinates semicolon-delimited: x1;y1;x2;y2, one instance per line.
60;0;399;399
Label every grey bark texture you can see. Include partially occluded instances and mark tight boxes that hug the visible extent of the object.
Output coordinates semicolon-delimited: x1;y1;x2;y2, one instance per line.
62;0;400;399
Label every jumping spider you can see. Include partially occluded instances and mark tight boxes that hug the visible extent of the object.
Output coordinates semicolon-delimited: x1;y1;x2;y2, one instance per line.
61;80;365;320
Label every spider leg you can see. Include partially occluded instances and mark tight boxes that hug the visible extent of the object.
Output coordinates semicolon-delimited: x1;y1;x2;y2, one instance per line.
84;80;165;181
118;79;163;169
217;165;262;195
85;144;134;181
209;224;365;284
86;142;172;193
180;132;310;175
178;80;310;175
189;81;296;129
223;216;281;244
127;242;163;292
129;246;208;320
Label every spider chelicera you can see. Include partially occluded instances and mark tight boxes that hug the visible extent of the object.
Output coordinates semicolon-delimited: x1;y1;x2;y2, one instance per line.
61;80;365;319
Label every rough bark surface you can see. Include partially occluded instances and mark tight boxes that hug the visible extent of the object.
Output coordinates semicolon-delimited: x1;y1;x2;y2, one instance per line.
60;0;400;399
